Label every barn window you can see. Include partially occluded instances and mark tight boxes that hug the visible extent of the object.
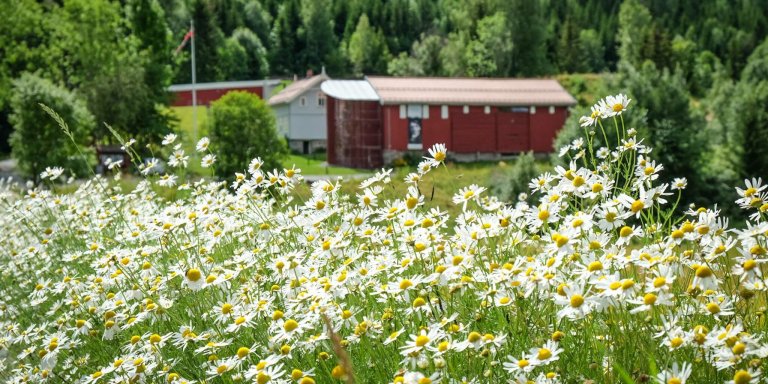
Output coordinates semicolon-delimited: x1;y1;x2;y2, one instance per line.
300;97;307;107
441;105;449;119
422;105;429;119
400;105;406;119
484;106;491;114
530;106;537;114
317;92;326;107
463;105;469;114
406;104;423;118
549;106;555;114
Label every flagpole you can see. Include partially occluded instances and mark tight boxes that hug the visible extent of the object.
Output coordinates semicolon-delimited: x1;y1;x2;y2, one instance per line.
190;19;198;143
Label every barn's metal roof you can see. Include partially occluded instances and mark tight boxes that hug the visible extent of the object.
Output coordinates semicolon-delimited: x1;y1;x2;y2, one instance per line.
268;73;330;105
320;80;380;101
168;79;282;92
365;76;576;106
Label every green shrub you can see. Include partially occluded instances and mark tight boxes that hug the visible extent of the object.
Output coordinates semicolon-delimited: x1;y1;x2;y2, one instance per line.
489;151;538;202
9;73;95;179
208;91;287;178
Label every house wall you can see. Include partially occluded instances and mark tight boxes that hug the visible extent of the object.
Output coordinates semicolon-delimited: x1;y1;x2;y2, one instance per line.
530;106;569;152
273;104;291;138
383;104;569;156
171;87;265;106
287;86;327;141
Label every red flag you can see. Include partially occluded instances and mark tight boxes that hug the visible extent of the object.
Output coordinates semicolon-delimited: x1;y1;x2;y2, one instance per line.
174;29;194;54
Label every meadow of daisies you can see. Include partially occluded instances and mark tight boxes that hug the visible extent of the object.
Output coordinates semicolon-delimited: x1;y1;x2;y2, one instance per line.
1;95;767;384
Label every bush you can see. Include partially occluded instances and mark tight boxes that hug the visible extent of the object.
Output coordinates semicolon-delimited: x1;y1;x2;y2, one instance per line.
489;151;538;202
208;91;287;178
9;73;95;179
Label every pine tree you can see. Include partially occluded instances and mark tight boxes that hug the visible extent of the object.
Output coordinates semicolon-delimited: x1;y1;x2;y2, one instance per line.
347;14;390;75
270;0;302;76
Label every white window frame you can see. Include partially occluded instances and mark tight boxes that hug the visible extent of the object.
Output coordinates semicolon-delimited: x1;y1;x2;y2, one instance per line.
530;106;537;114
441;105;449;119
484;106;491;114
400;105;406;119
463;105;469;114
549;106;555;114
317;92;326;107
422;104;429;119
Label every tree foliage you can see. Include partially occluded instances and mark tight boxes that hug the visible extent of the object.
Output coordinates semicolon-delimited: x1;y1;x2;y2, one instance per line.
347;14;390;76
208;91;288;178
9;73;95;179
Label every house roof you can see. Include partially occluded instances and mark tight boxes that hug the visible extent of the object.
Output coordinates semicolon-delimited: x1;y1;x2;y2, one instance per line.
365;76;576;106
320;80;380;101
168;79;282;92
268;73;330;105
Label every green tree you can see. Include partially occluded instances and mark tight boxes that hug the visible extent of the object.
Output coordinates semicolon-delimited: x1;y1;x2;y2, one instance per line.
218;36;249;80
243;1;272;48
270;0;302;75
578;29;605;72
298;0;340;74
489;151;538;202
347;14;391;76
208;91;287;178
440;31;470;76
620;62;706;200
9;73;95;179
732;37;768;179
506;0;551;76
175;0;224;83
467;12;512;76
0;0;60;154
387;33;444;76
127;0;173;101
617;0;652;68
232;28;270;79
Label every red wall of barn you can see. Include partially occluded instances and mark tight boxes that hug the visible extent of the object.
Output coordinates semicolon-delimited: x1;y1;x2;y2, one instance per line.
383;105;568;153
170;87;265;106
530;107;568;152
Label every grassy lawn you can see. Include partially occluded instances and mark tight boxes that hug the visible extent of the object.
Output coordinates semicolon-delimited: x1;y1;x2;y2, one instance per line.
285;154;370;175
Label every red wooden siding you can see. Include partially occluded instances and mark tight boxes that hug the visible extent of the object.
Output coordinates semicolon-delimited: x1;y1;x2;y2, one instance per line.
170;87;265;107
328;101;569;168
529;107;568;152
382;105;568;154
496;109;530;153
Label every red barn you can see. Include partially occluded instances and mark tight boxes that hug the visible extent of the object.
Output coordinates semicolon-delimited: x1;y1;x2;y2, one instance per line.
322;76;576;168
168;79;283;107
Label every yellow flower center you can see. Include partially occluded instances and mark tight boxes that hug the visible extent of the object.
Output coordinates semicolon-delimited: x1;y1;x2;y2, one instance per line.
570;294;585;308
284;319;299;332
186;269;202;282
733;370;752;384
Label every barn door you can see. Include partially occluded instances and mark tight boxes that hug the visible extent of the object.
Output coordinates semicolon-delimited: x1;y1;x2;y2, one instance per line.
497;107;530;153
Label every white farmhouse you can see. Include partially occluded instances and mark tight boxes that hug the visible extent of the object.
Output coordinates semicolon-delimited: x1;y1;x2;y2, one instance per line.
268;70;330;154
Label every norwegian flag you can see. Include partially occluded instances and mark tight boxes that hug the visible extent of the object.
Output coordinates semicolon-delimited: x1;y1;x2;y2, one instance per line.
174;28;194;55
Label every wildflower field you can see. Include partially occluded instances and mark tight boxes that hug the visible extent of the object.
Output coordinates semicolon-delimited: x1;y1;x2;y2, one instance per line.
1;96;767;384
